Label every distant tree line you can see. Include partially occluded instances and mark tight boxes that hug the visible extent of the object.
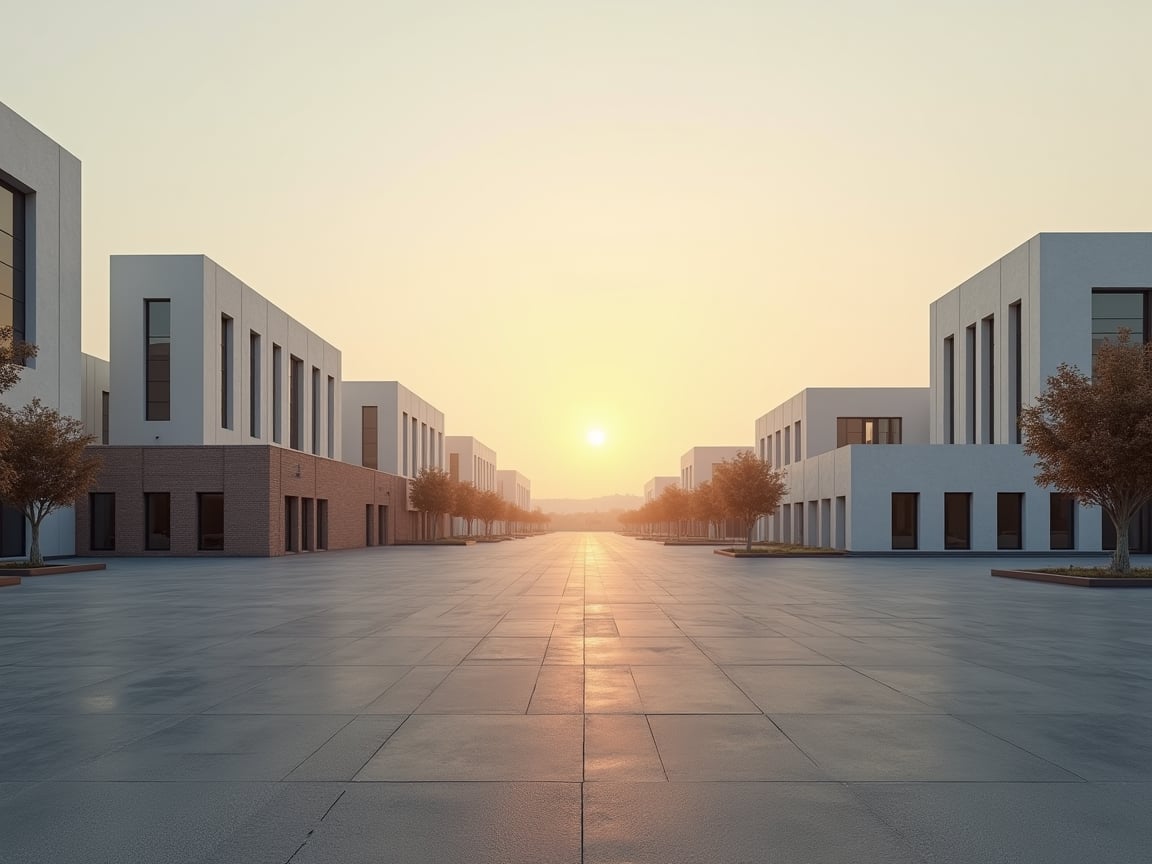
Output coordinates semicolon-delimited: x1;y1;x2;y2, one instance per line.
408;467;551;540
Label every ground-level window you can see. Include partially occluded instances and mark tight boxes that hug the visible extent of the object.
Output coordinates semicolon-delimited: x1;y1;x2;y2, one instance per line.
285;496;299;552
944;493;971;550
997;493;1023;550
198;493;223;551
1049;493;1075;550
0;504;25;557
145;493;171;551
317;499;328;550
90;493;116;551
891;493;918;550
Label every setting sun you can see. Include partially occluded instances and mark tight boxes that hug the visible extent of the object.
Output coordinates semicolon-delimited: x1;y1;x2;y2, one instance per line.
586;427;606;447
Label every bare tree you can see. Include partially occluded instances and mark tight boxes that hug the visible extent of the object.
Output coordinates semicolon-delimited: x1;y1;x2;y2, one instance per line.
0;399;101;565
712;450;788;551
408;467;456;540
1019;330;1152;573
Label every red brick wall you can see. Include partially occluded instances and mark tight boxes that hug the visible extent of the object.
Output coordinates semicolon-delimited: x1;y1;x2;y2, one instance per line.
76;445;426;557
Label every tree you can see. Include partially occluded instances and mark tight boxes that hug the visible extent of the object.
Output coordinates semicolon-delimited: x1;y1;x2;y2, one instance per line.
1019;330;1152;574
0;399;101;565
658;485;691;539
408;467;455;540
690;480;726;539
477;489;504;536
712;450;788;551
452;481;479;536
0;325;37;396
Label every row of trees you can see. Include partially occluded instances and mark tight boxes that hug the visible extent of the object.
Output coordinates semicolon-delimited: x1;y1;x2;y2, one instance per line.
0;327;102;565
619;451;788;551
408;467;551;540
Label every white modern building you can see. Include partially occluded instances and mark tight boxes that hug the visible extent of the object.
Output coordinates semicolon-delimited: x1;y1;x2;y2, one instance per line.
109;255;342;457
497;469;531;510
0;101;83;558
342;381;444;478
757;233;1152;554
680;446;751;491
81;352;110;445
643;476;679;503
446;435;497;535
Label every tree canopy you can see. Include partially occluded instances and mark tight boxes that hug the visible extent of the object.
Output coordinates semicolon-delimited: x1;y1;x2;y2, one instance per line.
1019;329;1152;573
712;450;788;551
408;467;455;539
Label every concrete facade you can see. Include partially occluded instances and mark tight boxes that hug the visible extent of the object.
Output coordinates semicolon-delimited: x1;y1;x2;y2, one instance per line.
758;233;1152;553
109;255;342;457
496;470;531;511
341;381;445;478
643;476;679;503
446;436;497;492
81;352;110;444
0;101;83;558
680;446;752;491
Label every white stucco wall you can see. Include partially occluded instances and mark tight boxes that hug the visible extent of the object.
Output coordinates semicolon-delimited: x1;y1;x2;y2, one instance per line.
643;476;679;503
81;352;110;443
109;255;341;457
446;436;498;492
497;469;531;510
679;446;751;491
341;380;445;478
0;101;83;558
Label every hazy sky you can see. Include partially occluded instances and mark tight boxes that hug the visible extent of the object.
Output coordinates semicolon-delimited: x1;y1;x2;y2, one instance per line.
4;0;1150;498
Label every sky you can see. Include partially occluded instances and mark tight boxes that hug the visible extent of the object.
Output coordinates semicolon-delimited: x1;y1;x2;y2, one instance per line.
3;0;1151;498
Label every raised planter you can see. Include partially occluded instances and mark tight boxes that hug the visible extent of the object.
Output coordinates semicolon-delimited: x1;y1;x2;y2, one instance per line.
396;539;476;546
665;540;732;546
992;568;1152;588
714;549;845;558
0;575;21;588
0;563;106;578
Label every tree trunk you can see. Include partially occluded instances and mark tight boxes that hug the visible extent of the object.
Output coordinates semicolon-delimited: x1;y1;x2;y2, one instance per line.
1112;515;1131;574
745;520;753;552
28;515;43;566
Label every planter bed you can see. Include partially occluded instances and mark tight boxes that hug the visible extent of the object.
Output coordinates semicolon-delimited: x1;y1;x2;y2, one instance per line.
0;575;21;588
715;548;845;558
992;568;1152;588
0;562;107;578
664;540;733;546
396;539;476;546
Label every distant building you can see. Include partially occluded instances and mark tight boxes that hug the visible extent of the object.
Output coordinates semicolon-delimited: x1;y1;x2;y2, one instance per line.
679;446;752;491
342;381;445;479
446;435;497;536
643;476;679;503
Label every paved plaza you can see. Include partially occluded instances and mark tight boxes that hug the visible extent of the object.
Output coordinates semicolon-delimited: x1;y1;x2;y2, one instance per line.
2;533;1152;862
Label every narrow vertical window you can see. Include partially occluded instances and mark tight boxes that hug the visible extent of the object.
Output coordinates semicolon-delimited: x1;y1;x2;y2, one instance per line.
365;503;374;546
362;405;379;469
421;422;428;471
412;417;418;476
145;492;171;551
327;376;335;458
101;391;110;444
944;492;972;550
311;366;321;455
272;344;283;444
145;300;171;421
220;315;233;429
289;356;303;450
402;412;410;476
891;493;918;550
784;427;791;465
249;332;261;438
90;493;116;551
302;498;314;550
794;421;802;461
982;316;995;443
0;180;27;343
775;431;781;467
1009;303;1022;443
943;335;955;444
997;492;1023;550
285;497;298;552
438;432;444;468
965;324;976;444
1050;493;1075;550
449;451;459;481
317;499;328;549
197;493;224;551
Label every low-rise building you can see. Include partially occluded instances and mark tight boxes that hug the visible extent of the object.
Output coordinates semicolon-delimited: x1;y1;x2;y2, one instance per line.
643;476;679;503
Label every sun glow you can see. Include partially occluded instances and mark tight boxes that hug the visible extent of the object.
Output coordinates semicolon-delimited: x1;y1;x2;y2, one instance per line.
586;427;606;447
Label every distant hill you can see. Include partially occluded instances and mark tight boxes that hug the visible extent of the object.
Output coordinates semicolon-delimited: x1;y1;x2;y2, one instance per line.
536;494;643;515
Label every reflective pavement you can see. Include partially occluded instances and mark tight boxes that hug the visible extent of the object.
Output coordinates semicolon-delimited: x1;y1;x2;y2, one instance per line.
2;534;1151;862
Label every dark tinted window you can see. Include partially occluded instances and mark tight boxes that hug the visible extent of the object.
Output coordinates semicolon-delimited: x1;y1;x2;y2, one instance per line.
198;493;223;551
90;493;116;551
997;493;1023;550
944;493;971;550
1049;494;1075;550
145;301;171;421
891;493;918;550
145;493;171;550
0;504;25;557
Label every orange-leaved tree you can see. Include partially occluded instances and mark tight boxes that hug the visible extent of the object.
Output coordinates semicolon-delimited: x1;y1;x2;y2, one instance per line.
1019;329;1152;574
477;489;504;536
408;467;456;540
657;485;691;540
712;450;788;551
0;399;102;565
452;481;479;536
